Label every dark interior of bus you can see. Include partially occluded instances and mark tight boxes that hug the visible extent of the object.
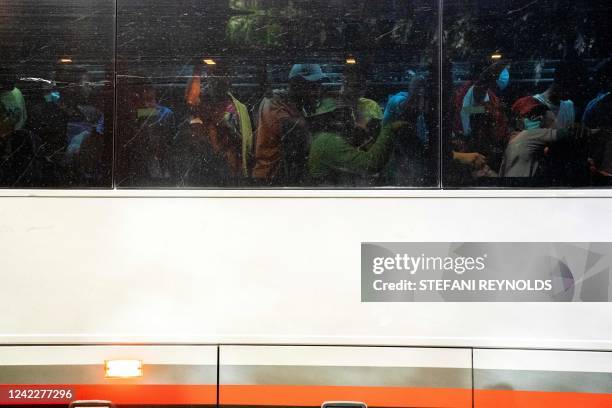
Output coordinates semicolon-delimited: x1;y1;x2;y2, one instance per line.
0;0;610;188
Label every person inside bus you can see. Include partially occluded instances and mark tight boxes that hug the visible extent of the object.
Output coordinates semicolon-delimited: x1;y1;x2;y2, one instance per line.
252;64;326;186
306;63;384;186
116;76;175;186
51;66;105;184
0;69;42;186
55;67;104;153
506;60;589;183
452;61;509;174
418;54;484;184
512;60;578;131
336;63;383;150
499;95;590;181
500;127;591;180
582;59;612;177
583;59;612;129
173;61;252;186
0;70;27;134
381;72;433;185
307;98;408;186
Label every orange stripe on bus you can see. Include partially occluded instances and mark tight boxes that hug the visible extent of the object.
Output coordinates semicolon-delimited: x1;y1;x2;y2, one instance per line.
219;384;472;407
475;389;612;408
77;384;216;404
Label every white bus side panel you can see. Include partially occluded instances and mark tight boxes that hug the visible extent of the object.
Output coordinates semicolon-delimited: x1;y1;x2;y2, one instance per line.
0;195;611;350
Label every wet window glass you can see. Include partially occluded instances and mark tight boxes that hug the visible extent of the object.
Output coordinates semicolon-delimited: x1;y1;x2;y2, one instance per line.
0;0;115;188
116;0;440;188
443;0;612;188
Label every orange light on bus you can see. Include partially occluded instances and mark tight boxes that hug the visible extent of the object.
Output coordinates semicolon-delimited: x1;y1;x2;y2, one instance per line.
203;59;217;65
491;53;503;60
59;58;73;64
104;360;143;378
346;58;357;65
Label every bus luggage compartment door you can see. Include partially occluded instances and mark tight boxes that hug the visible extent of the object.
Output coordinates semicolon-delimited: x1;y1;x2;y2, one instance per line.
219;346;472;408
0;345;217;407
473;348;612;407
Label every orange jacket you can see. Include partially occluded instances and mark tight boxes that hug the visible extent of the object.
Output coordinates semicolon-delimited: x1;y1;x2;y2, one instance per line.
252;90;304;181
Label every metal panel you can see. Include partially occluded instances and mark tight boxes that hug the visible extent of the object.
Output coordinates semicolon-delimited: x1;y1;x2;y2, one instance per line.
474;348;612;407
220;346;472;408
0;345;217;405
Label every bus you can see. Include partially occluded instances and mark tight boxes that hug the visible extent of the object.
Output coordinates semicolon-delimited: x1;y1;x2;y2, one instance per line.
0;0;611;407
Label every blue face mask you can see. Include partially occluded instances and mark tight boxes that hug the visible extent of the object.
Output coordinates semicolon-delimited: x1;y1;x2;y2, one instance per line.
523;118;541;130
497;67;510;91
44;91;61;104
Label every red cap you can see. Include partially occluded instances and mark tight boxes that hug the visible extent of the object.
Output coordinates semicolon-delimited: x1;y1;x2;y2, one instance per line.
512;96;541;116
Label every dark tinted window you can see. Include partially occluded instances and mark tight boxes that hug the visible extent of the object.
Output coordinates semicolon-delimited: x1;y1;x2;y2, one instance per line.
443;0;612;188
0;0;115;188
115;0;439;188
6;0;611;189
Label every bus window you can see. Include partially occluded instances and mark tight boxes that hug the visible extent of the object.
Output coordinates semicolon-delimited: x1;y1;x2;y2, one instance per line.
115;0;440;189
0;0;115;188
442;0;612;188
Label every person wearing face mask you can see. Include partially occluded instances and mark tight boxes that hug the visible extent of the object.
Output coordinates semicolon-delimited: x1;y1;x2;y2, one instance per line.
496;66;511;94
452;61;510;174
252;64;326;186
512;61;578;131
502;60;591;183
173;61;253;186
500;95;591;181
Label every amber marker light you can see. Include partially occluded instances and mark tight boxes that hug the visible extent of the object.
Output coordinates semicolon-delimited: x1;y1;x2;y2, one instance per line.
104;360;143;378
203;59;217;65
346;58;357;64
